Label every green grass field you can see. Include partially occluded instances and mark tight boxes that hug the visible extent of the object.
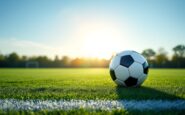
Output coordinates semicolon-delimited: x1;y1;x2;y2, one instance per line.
0;68;185;114
0;68;185;100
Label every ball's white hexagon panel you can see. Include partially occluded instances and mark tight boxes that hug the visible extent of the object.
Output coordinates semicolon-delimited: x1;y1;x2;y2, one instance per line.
115;65;130;82
117;50;133;57
131;52;146;64
128;62;143;79
114;79;125;86
109;55;120;70
137;73;147;85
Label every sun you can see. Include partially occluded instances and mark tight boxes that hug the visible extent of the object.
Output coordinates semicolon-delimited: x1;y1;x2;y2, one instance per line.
65;20;124;59
77;22;122;59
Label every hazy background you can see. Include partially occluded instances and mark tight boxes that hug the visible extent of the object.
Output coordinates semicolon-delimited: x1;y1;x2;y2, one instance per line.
0;0;184;68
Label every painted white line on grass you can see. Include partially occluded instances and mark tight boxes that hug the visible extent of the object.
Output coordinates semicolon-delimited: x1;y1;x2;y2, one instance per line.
0;99;185;111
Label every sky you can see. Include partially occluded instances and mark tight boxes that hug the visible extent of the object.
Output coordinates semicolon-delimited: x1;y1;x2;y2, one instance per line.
0;0;185;59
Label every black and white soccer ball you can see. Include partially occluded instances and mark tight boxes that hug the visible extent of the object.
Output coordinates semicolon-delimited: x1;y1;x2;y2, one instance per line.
109;50;149;87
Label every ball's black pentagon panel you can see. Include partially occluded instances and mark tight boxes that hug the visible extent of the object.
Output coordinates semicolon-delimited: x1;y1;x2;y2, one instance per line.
110;69;116;80
124;76;138;87
120;55;134;68
142;62;149;74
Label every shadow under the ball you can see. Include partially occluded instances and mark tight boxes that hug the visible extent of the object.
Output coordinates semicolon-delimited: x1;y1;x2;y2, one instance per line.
116;86;182;100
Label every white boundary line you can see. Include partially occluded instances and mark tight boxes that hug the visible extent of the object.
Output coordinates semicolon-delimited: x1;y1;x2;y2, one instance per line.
0;99;185;111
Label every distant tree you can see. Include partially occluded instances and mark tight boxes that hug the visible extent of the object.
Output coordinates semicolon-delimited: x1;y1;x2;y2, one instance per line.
7;52;20;62
54;55;60;61
141;49;156;67
6;52;20;67
53;55;61;67
35;56;52;67
22;56;28;61
0;53;4;61
0;52;5;67
155;48;168;67
61;56;70;67
173;45;185;57
172;45;185;68
71;58;83;67
19;55;28;67
142;49;156;60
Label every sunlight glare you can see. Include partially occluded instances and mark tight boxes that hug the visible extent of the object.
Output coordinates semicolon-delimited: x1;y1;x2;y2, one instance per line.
80;22;122;59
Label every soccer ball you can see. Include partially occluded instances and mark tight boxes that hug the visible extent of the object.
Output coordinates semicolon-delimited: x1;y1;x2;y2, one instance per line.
109;50;149;87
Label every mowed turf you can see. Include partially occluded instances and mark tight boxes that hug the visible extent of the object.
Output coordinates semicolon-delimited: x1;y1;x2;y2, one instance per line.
0;68;185;100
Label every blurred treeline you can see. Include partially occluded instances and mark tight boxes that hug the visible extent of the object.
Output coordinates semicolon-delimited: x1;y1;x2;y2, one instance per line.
0;44;184;68
142;45;185;68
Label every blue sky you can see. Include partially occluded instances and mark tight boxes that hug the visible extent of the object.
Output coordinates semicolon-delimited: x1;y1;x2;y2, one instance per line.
0;0;185;58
